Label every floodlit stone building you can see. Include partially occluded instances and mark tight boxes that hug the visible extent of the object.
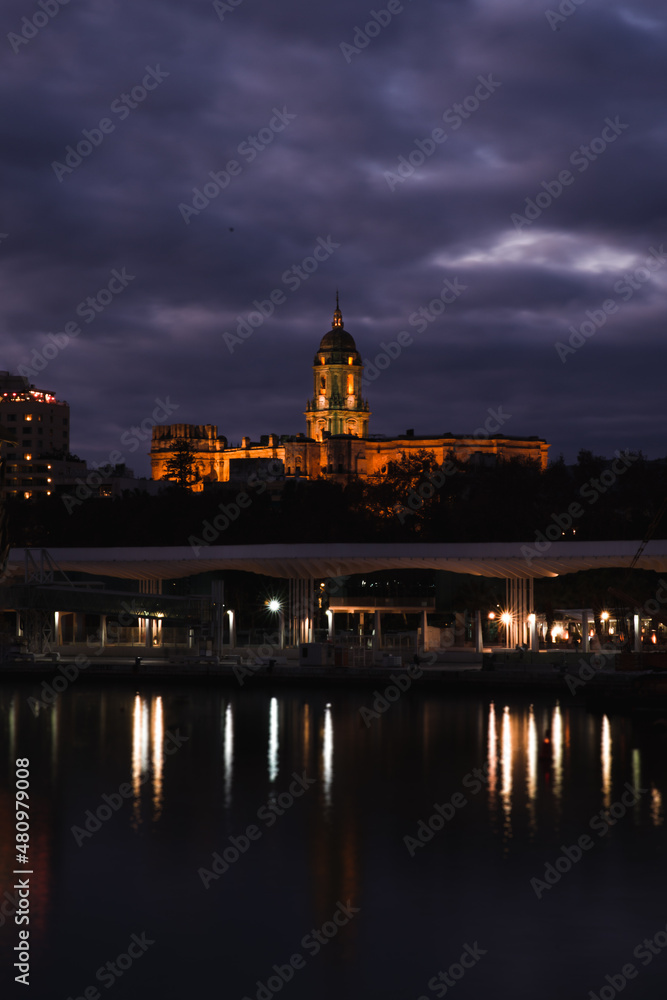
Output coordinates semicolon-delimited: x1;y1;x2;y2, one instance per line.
150;300;549;488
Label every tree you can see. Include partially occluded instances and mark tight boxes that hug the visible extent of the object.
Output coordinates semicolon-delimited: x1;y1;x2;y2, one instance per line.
163;440;201;489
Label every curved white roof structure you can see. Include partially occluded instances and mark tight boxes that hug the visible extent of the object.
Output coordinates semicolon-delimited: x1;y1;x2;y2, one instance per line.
6;540;667;581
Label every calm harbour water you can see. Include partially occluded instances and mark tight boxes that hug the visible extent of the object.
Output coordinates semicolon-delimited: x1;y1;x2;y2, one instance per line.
2;681;667;999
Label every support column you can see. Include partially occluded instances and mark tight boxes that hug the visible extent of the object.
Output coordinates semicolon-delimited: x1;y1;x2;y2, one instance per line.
582;611;590;653
99;614;106;649
373;610;382;652
475;610;483;653
75;613;86;643
455;611;466;648
421;608;429;652
227;610;236;650
211;581;224;656
633;613;641;653
145;617;153;648
326;610;334;641
529;614;538;652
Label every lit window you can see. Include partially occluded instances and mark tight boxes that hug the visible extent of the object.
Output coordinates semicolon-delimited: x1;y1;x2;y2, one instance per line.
320;356;325;365
24;414;32;421
24;453;31;461
348;356;353;365
23;491;32;499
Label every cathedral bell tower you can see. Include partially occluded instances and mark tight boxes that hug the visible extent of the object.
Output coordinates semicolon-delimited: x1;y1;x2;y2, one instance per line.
305;296;371;441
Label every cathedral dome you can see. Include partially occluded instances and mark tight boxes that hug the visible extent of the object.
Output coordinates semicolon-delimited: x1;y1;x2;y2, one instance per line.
318;327;357;352
314;295;361;364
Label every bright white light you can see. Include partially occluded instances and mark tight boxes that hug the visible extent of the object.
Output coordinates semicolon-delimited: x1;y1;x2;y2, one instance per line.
268;599;281;612
268;697;279;783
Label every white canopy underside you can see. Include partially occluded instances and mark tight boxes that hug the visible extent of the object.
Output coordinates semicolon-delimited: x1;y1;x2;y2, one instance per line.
5;541;667;581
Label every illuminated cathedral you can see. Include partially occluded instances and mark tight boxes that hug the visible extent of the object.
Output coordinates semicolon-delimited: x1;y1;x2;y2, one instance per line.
150;298;549;487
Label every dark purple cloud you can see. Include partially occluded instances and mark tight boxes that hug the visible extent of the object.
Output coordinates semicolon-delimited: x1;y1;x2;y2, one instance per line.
1;0;666;475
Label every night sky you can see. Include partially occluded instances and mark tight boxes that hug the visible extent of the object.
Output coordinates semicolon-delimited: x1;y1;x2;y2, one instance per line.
2;0;666;477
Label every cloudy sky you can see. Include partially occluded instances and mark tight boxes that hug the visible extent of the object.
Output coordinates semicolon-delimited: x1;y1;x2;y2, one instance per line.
1;0;666;476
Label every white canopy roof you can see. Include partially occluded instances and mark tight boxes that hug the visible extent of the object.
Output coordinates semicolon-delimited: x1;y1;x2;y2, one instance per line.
6;540;667;581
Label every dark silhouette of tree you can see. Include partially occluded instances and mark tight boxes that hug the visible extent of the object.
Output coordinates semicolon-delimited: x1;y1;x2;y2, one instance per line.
162;440;201;489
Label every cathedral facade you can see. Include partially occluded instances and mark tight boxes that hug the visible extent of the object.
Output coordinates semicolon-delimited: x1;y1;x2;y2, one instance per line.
150;300;549;487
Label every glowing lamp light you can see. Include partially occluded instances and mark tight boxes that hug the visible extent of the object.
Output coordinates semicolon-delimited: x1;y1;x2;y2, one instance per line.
528;613;536;624
268;599;281;613
500;612;512;626
488;612;496;620
601;612;609;621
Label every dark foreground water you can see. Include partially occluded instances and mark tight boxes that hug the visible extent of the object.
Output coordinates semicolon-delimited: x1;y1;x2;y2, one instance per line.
2;681;667;1000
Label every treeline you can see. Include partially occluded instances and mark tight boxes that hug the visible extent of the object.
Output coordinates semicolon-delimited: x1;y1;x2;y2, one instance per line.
6;449;667;548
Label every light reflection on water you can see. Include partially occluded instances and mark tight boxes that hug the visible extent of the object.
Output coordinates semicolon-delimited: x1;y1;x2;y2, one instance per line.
3;686;667;999
487;701;498;810
500;705;513;844
223;701;233;809
526;706;537;833
322;703;334;812
602;713;612;808
268;696;279;783
151;695;163;821
552;702;563;803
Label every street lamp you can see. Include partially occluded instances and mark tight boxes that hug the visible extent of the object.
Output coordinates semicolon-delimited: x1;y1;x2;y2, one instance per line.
267;599;285;649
